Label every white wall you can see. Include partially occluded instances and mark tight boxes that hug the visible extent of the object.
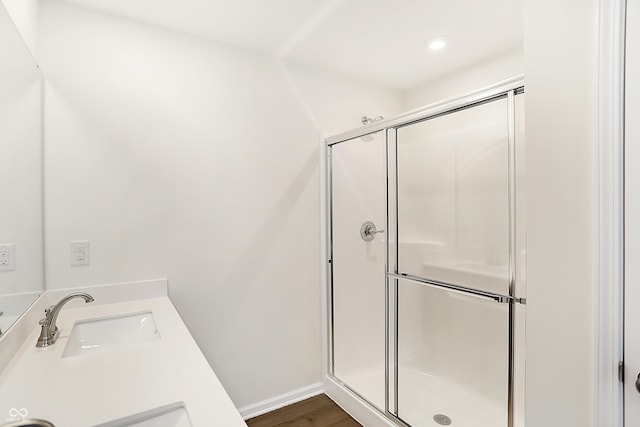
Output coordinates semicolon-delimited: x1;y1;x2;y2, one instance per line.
38;0;320;409
524;0;598;426
281;60;403;136
403;48;523;111
1;0;38;57
37;0;402;410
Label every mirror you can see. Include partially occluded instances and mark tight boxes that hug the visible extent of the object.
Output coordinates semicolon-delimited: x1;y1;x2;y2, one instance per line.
0;3;43;335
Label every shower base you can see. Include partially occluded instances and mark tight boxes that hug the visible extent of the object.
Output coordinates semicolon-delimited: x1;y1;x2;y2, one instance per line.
334;363;523;427
397;364;503;426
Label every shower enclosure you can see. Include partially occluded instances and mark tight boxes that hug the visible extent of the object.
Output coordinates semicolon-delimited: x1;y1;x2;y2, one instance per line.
325;78;525;427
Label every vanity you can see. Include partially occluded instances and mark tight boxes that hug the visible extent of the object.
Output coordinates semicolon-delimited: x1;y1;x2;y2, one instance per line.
0;280;247;427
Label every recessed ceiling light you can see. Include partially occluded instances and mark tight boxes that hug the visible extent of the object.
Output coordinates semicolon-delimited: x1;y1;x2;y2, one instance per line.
427;36;449;51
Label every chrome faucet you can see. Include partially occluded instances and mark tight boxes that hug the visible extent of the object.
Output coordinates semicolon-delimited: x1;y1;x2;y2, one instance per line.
36;293;94;347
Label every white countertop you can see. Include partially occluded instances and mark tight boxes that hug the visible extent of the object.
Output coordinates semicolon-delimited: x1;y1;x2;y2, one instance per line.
0;295;247;427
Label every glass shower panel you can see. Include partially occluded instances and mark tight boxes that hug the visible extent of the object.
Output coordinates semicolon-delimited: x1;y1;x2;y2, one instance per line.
330;132;386;411
396;278;509;427
396;98;510;295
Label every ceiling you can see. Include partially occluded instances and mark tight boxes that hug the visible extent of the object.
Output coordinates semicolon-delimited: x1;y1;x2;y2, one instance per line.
60;0;523;90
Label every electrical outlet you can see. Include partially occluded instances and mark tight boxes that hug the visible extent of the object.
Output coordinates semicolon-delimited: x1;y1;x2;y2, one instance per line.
0;244;16;271
70;241;90;266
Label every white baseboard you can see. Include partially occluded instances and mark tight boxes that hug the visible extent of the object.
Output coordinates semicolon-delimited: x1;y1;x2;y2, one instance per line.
238;382;324;420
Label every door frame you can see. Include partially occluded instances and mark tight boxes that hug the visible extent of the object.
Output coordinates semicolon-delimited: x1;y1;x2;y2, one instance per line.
596;0;626;425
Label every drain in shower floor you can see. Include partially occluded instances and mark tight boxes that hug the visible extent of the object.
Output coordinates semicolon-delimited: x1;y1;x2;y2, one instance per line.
433;414;452;425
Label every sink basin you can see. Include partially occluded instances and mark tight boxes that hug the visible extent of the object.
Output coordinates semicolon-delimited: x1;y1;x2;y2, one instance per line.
62;311;160;358
92;403;192;427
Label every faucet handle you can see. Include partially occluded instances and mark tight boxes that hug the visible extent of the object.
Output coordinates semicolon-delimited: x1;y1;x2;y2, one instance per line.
39;306;56;334
39;306;53;324
45;306;59;334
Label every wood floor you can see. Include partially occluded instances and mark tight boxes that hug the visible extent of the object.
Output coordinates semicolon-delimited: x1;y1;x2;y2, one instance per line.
246;394;362;427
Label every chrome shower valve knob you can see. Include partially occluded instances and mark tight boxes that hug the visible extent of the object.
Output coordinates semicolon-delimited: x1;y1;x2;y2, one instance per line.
360;221;384;242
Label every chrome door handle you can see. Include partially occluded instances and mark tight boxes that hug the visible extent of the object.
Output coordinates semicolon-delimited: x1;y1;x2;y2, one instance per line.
636;373;640;393
360;221;384;242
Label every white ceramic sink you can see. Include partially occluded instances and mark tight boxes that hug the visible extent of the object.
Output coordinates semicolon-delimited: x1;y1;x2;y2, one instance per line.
93;403;192;427
62;311;160;358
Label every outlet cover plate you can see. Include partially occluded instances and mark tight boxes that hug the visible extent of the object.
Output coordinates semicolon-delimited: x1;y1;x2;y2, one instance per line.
70;241;90;266
0;244;16;271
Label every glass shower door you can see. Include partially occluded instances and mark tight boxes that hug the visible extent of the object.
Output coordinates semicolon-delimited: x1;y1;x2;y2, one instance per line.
395;278;510;426
329;132;386;411
392;96;513;427
396;98;510;295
